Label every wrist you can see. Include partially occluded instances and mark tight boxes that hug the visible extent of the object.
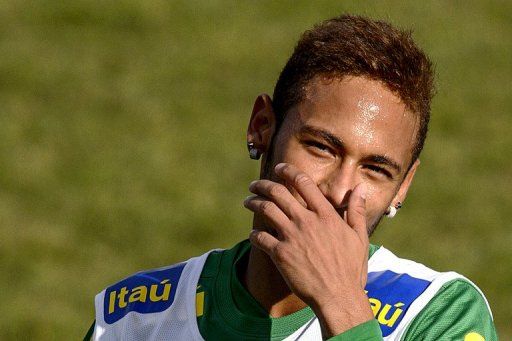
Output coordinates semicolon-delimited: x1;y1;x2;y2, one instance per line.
311;288;374;339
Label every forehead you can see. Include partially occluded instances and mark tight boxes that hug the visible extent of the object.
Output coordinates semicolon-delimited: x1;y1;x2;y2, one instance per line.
289;76;418;167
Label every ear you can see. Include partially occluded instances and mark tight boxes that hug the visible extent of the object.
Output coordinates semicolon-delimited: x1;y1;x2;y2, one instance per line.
392;159;420;205
247;94;277;154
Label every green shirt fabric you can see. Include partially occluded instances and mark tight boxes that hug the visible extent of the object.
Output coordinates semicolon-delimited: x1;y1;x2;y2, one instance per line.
403;279;497;340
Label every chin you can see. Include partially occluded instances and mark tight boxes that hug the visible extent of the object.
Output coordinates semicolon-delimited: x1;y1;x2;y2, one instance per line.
367;214;385;237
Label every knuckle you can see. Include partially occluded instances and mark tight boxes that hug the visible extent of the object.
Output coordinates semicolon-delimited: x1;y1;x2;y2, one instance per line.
269;184;287;198
280;163;291;173
251;230;267;246
297;211;315;225
255;232;266;245
273;245;289;263
318;210;338;223
352;205;366;216
294;173;312;187
259;200;274;214
318;213;331;224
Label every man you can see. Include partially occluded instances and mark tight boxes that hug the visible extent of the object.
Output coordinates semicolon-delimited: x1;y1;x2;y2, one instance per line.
86;14;497;340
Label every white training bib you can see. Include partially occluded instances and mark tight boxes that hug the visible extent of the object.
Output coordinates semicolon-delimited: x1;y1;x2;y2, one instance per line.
92;246;490;340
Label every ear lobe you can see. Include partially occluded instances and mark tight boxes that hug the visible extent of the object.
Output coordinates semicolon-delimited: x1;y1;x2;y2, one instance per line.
393;158;420;204
247;94;277;153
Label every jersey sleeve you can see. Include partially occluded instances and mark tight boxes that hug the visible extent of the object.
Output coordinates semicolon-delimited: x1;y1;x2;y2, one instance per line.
327;319;383;341
402;279;498;340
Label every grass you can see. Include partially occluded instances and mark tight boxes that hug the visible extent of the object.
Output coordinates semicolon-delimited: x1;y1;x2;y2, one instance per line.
0;1;510;339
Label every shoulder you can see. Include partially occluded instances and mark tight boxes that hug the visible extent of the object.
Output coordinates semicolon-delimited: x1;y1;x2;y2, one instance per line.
403;278;497;340
428;278;493;317
97;249;216;325
91;251;216;340
366;246;457;317
102;261;188;324
366;246;496;340
368;245;443;281
365;246;444;337
368;246;491;311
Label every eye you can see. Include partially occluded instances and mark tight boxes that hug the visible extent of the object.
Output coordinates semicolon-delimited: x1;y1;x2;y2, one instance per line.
304;140;332;153
364;165;392;178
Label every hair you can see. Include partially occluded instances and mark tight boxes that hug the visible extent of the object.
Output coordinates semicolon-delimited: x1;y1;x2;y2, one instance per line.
272;14;435;165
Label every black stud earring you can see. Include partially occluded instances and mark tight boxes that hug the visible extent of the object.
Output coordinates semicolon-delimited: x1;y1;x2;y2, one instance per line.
247;142;261;160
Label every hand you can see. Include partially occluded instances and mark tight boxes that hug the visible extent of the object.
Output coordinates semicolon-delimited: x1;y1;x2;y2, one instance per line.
244;163;374;337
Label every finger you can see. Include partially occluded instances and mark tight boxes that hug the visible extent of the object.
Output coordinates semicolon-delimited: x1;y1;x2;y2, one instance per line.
249;180;302;218
249;229;279;258
243;195;292;237
274;163;326;212
347;182;369;244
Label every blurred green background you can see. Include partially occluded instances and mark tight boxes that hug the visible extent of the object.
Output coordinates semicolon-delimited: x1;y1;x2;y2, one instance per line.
1;0;510;339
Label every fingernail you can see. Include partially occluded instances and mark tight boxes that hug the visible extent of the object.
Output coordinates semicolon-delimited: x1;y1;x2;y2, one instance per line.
249;180;257;189
274;163;285;172
243;195;251;205
359;183;367;200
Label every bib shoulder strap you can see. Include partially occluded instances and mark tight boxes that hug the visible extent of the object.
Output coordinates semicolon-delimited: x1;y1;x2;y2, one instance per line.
367;247;463;339
93;250;215;340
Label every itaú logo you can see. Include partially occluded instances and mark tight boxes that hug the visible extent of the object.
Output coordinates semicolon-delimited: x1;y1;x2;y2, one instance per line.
103;264;185;324
108;279;172;314
368;297;405;327
365;270;431;337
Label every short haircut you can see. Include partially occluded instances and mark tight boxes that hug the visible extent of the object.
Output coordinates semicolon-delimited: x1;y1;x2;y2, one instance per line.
272;14;435;165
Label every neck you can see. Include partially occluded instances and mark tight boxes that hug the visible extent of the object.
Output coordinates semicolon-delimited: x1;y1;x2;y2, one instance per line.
241;215;308;317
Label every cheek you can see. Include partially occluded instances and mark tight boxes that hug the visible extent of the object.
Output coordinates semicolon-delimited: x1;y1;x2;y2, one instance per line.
365;183;378;201
277;139;325;174
364;185;392;218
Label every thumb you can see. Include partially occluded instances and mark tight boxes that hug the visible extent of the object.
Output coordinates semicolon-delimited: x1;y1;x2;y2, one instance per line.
347;183;368;242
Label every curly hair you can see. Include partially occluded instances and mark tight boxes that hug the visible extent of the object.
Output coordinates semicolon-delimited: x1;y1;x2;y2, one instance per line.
272;14;435;163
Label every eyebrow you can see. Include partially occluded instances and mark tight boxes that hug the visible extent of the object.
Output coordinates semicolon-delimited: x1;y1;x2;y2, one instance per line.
298;124;402;174
364;155;402;174
299;125;345;150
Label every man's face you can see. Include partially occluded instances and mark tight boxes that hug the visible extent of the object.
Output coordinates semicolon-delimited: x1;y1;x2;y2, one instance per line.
262;76;419;233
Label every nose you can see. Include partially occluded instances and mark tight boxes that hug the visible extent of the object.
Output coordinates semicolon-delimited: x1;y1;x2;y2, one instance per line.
317;163;359;210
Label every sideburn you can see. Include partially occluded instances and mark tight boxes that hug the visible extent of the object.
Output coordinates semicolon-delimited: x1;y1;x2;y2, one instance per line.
260;124;282;181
